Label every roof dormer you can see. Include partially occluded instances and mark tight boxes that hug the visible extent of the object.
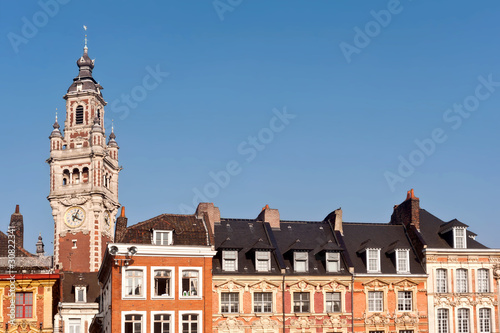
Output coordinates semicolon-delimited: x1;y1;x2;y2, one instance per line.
438;219;469;249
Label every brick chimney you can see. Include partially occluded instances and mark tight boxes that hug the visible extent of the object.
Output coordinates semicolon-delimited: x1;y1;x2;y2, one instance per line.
9;205;24;250
114;207;128;242
324;208;343;235
196;202;220;235
390;189;420;230
257;204;280;229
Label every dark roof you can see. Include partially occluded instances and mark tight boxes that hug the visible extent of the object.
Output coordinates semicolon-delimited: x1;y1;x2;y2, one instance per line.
438;218;469;234
342;223;426;275
419;209;486;249
121;214;209;246
0;231;32;259
61;272;100;303
214;219;348;276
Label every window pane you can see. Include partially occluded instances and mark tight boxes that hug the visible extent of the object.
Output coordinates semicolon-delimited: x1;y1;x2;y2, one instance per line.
478;269;489;293
456;269;468;293
436;269;447;293
437;309;449;333
479;308;491;333
397;291;412;311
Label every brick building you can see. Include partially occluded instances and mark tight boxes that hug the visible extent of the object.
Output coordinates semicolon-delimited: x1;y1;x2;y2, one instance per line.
90;207;216;333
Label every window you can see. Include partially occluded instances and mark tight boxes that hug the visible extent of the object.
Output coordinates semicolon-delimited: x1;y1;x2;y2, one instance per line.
456;269;468;293
454;228;466;248
457;308;470;333
181;313;199;333
153;313;172;333
125;314;143;333
368;291;383;312
326;252;340;272
396;249;409;273
181;270;199;297
477;269;490;293
222;250;238;271
293;292;310;313
399;331;414;333
69;318;81;333
367;249;380;272
125;269;144;297
436;269;447;293
479;308;491;333
255;251;271;272
75;286;86;302
154;230;172;245
325;292;341;312
397;291;412;311
437;308;449;333
221;292;239;313
15;292;32;318
294;251;308;272
154;269;172;297
254;292;272;313
75;105;84;125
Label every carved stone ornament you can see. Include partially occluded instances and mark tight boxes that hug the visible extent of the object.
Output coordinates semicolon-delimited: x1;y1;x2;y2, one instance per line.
363;279;389;288
249;279;280;291
493;264;500;279
393;279;418;289
251;316;279;329
426;255;438;263
323;314;347;328
321;280;348;291
288;280;317;292
60;196;88;206
218;318;244;331
217;280;245;291
394;312;418;325
364;313;390;325
434;295;456;307
290;317;313;329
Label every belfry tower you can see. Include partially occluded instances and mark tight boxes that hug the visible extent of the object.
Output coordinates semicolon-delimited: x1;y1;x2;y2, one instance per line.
47;38;121;272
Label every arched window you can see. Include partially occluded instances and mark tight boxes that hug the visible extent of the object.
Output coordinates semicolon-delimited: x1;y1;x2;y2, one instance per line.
72;168;80;184
479;308;491;333
63;169;70;186
82;167;89;184
97;109;101;122
75;106;84;125
457;308;470;333
437;308;449;333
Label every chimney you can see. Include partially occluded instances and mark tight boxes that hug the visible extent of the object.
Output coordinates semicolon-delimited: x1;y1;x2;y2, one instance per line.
196;202;220;235
36;233;45;255
390;189;420;230
114;207;128;242
324;208;343;235
257;204;280;229
9;205;24;250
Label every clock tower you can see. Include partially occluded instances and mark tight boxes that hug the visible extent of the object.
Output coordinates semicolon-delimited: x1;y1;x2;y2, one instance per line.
47;40;121;272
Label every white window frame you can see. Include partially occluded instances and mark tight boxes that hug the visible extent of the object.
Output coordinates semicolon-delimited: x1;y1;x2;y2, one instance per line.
457;308;470;333
253;292;273;313
477;269;490;293
368;291;383;312
74;286;86;303
478;307;492;333
220;292;240;314
366;248;381;273
293;292;311;313
436;269;448;293
456;269;468;293
179;267;203;299
397;291;412;311
325;252;340;273
122;311;146;333
122;266;147;299
454;227;467;249
179;310;202;333
151;311;175;333
437;308;449;333
151;266;175;299
68;318;81;333
153;230;173;245
222;250;238;272
325;292;341;313
255;251;271;272
396;249;410;273
294;251;309;273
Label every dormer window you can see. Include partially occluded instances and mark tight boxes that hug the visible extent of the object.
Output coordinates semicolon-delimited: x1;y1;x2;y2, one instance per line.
454;228;466;248
75;286;86;303
325;252;340;273
77;83;82;92
222;250;238;272
366;248;380;273
255;251;271;272
294;251;308;272
153;230;172;245
396;249;410;273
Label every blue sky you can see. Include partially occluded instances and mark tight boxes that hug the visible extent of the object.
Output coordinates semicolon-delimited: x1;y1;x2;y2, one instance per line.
1;1;500;253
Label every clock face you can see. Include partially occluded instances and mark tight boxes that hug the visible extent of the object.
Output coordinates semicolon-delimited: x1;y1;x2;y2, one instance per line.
64;206;86;228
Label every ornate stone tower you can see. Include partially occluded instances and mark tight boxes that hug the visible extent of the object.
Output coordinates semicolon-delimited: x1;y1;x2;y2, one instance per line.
47;40;121;272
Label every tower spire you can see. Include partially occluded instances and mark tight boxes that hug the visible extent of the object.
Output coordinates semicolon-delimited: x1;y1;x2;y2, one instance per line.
83;25;88;53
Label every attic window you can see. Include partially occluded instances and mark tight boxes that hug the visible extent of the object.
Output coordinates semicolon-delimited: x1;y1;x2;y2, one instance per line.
75;106;84;124
222;250;238;272
75;286;86;302
153;230;172;245
325;252;340;273
77;83;82;92
255;251;271;272
294;251;308;273
396;249;410;273
454;228;466;249
366;248;380;273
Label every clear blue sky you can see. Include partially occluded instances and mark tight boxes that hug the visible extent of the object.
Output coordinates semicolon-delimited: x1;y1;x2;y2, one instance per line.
1;1;500;253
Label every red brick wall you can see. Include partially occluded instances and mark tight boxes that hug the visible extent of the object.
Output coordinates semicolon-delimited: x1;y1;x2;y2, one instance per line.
58;233;91;272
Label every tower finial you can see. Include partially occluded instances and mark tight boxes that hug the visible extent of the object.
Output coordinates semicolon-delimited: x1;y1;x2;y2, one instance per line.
83;25;88;51
55;108;58;122
111;119;114;133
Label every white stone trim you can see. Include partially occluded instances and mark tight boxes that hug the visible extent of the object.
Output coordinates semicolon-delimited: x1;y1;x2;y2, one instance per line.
108;243;216;257
150;266;175;300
